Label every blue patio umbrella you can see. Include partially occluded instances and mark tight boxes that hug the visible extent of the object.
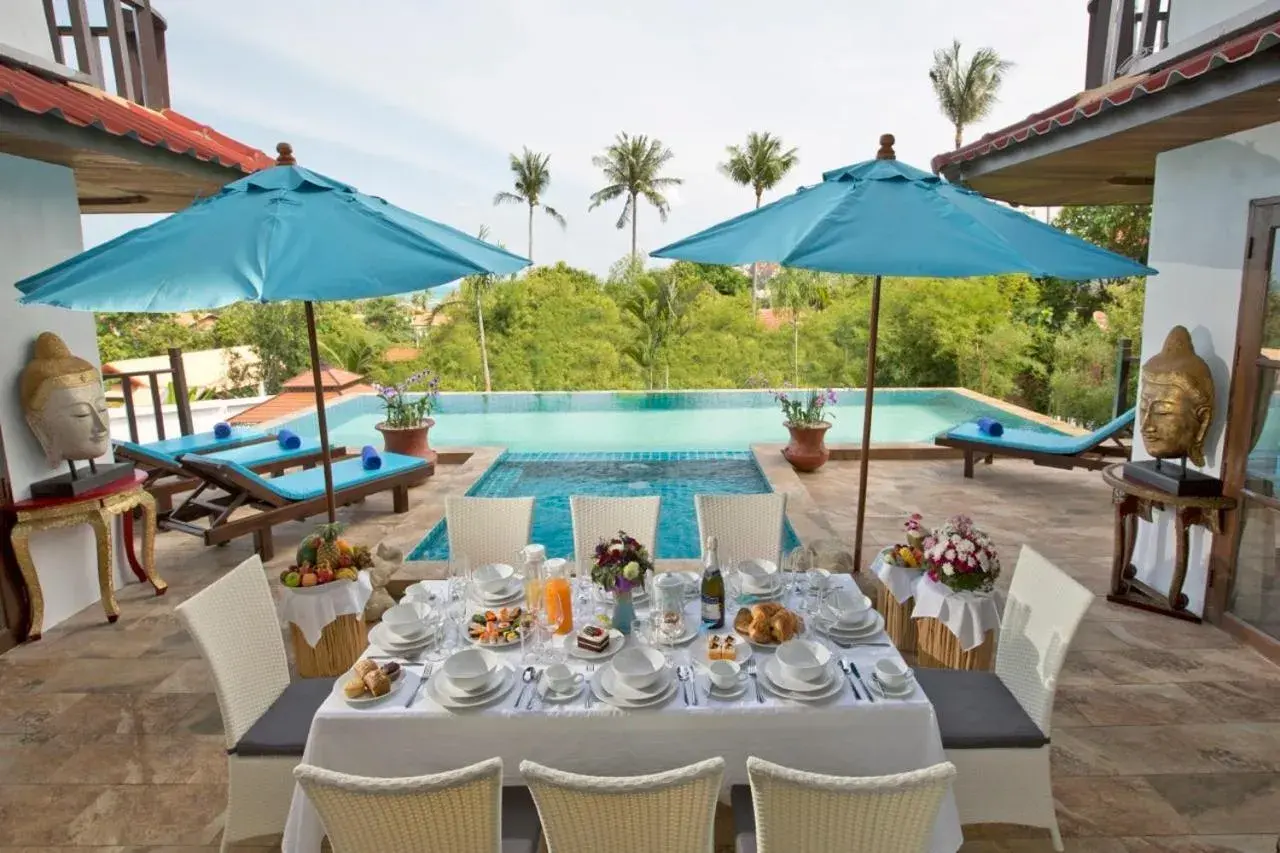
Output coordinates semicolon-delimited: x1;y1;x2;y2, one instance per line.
17;143;530;522
652;134;1155;569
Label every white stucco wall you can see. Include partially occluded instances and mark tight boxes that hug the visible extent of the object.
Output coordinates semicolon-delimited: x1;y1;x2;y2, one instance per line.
109;396;271;445
1132;120;1280;614
0;0;56;60
0;152;132;630
1167;0;1271;42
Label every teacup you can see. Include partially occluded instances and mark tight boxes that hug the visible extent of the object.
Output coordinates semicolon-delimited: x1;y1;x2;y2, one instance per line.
544;662;583;693
611;646;665;690
875;657;911;688
707;659;743;691
473;563;515;594
808;568;832;591
442;648;498;691
738;559;779;593
823;589;872;626
775;639;832;683
381;601;433;639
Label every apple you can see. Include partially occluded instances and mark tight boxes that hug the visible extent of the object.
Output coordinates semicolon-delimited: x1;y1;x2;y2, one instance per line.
315;567;336;585
283;571;301;588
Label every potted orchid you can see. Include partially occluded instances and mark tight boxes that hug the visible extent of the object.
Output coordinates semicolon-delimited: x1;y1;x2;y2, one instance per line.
590;531;654;635
922;515;1001;594
372;370;440;461
774;387;838;472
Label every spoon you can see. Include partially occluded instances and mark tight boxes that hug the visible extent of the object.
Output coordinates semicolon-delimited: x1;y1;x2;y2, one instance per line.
513;666;536;708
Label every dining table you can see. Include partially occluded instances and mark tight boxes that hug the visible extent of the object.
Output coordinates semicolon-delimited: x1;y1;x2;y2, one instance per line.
281;574;963;853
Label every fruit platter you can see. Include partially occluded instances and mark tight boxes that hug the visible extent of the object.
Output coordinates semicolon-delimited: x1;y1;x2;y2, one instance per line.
467;606;529;647
279;523;374;592
883;543;925;570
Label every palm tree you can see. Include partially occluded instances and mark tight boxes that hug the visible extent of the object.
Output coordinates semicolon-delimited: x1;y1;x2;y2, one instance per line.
589;133;682;259
618;267;704;389
493;148;564;262
770;268;830;386
317;335;379;375
719;132;799;314
928;40;1013;150
461;225;510;393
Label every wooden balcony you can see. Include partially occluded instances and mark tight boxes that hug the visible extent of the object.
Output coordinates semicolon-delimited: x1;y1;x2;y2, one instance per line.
42;0;170;109
1086;0;1173;89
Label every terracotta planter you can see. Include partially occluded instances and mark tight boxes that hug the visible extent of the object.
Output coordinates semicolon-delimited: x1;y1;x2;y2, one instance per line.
376;418;437;466
781;421;831;473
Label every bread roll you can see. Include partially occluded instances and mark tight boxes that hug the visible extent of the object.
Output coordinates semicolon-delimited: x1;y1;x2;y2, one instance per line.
343;677;367;699
353;659;378;678
734;608;754;633
363;669;391;697
771;610;802;643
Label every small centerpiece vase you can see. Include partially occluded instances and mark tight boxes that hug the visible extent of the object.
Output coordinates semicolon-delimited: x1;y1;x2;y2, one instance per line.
612;588;636;635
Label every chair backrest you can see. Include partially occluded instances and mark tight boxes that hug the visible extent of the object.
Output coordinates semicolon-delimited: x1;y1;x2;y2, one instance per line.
745;757;956;853
695;493;787;566
294;758;503;853
995;546;1094;735
570;496;661;572
112;439;185;474
446;496;535;567
520;757;723;853
175;554;289;749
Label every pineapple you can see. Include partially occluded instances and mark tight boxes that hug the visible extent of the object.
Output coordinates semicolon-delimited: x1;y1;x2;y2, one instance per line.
313;522;345;571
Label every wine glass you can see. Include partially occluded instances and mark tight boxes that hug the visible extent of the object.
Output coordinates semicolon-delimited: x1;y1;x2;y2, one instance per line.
447;580;469;654
448;554;471;604
536;599;562;664
785;547;808;605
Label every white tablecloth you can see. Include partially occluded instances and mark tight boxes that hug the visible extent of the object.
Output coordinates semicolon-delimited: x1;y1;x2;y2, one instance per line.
282;578;962;853
871;548;925;604
912;576;1000;652
278;571;373;646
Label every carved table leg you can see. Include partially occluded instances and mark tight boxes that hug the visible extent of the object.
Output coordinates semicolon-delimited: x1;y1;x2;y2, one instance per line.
128;491;166;595
86;509;120;624
1168;509;1192;612
9;522;43;641
121;509;148;584
1110;493;1130;596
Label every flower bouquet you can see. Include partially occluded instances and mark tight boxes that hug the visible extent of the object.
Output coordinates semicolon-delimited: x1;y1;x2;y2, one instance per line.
773;387;838;426
922;515;1000;593
590;531;654;635
372;369;440;429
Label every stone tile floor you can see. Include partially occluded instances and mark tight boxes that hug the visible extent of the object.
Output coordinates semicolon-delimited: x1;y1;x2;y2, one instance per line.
0;455;1276;852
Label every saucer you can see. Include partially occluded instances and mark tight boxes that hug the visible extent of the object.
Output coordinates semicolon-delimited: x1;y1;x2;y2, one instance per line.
706;678;749;700
538;680;586;703
762;656;836;693
869;672;917;699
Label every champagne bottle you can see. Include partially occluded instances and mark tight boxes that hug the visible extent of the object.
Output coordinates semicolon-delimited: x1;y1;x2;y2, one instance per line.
701;536;725;628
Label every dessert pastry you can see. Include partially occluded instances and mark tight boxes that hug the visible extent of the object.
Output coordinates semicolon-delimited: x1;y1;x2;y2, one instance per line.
353;659;378;678
721;635;738;660
343;677;367;699
707;635;724;659
380;661;401;679
576;624;610;654
363;668;391;697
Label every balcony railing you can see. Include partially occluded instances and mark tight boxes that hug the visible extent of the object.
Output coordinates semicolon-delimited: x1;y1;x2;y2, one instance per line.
1086;0;1172;88
41;0;170;109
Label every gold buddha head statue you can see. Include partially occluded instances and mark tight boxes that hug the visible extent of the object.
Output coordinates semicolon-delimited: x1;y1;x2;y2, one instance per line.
1139;326;1215;467
19;332;110;468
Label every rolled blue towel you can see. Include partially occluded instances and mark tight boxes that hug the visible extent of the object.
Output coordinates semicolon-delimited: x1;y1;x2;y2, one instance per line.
976;416;1004;437
277;429;302;450
361;445;382;471
213;422;232;439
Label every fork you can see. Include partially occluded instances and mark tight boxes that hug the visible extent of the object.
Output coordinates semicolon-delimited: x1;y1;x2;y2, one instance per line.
585;663;595;708
747;660;763;704
404;663;433;708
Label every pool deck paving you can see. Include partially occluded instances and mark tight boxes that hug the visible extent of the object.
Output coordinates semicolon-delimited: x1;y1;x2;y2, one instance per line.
0;452;1276;851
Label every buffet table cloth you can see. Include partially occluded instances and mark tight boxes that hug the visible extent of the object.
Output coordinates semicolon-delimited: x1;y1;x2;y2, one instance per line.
282;577;962;853
911;575;1000;652
871;548;922;604
278;571;373;646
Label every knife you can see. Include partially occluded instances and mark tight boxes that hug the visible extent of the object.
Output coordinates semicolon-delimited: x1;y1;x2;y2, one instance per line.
848;661;875;703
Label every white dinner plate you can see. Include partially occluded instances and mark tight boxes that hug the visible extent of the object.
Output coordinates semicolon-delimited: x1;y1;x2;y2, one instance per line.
471;581;525;607
599;663;674;702
691;634;753;668
821;611;885;640
759;660;845;702
762;656;837;693
590;667;678;709
868;672;918;699
428;665;516;709
368;622;439;653
561;629;626;661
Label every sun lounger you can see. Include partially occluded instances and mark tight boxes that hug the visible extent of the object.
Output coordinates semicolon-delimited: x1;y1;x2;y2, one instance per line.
934;408;1135;478
164;452;432;559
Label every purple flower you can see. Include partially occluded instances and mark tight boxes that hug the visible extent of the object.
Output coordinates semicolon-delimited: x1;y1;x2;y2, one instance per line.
826;389;838;404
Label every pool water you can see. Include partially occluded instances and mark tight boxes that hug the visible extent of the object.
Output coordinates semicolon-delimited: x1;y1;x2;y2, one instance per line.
409;452;801;561
284;389;1061;453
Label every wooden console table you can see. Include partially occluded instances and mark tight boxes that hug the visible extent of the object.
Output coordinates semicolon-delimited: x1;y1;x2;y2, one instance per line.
1101;464;1235;623
4;470;166;640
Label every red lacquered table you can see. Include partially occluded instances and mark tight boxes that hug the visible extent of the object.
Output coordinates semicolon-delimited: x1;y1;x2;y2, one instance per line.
4;470;166;640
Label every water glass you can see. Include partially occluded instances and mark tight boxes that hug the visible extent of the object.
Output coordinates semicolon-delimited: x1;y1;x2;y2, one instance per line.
449;554;471;603
448;581;469;653
785;547;808;604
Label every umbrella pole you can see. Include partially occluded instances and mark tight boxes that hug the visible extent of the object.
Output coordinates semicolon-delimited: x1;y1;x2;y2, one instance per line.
852;275;882;573
304;301;338;524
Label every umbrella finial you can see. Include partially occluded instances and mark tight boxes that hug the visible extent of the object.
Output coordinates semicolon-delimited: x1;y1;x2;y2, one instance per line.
876;134;896;160
275;142;296;166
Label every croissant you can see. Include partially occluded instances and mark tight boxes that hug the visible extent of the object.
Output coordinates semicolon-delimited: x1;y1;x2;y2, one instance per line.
749;622;774;644
751;602;784;622
734;608;754;634
770;610;802;643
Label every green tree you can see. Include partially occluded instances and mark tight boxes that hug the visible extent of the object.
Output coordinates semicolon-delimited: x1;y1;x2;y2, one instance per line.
1053;205;1152;264
929;40;1013;149
770;268;830;385
359;297;412;341
719;132;800;313
617;265;705;388
589;133;682;259
669;261;750;297
318;335;380;375
493;147;566;262
247;303;310;393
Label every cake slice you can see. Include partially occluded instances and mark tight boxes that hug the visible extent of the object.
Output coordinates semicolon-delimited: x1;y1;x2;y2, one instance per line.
576;624;610;654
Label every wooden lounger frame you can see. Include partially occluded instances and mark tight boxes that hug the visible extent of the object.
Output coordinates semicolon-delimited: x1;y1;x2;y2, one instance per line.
161;453;430;560
934;432;1131;478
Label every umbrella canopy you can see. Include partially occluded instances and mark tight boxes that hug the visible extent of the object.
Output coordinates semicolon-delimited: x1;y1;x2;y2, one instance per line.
18;143;530;522
652;134;1156;570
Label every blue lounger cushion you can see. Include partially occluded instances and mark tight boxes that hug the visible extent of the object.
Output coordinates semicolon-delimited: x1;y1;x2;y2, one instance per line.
222;452;427;502
141;429;269;459
941;408;1134;455
113;439;177;468
202;438;327;468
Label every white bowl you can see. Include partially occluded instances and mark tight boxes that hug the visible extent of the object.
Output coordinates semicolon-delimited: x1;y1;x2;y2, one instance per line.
738;558;778;592
382;601;434;638
708;659;743;690
775;639;832;683
875;657;911;687
611;646;666;690
473;563;515;594
824;589;872;625
442;648;499;691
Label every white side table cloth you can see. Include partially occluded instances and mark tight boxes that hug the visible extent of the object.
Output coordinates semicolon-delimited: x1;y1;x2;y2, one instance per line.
871;548;924;604
911;575;999;652
282;577;962;853
278;571;373;646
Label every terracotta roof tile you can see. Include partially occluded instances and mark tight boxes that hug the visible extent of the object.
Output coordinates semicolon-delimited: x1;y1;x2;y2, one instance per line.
281;367;365;391
229;385;375;425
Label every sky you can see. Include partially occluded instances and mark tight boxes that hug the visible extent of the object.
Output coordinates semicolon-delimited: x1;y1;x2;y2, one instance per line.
81;0;1088;278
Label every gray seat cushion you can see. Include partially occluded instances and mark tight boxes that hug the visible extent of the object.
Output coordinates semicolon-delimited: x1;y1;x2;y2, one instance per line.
501;786;542;853
234;677;335;757
914;669;1048;749
731;784;757;853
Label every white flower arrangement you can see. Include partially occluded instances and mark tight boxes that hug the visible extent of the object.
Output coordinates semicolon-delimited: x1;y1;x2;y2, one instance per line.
923;515;1000;593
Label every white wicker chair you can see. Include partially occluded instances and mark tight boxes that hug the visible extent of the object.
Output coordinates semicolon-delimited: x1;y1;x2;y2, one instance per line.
914;546;1094;851
695;493;787;566
293;758;542;853
733;757;956;853
176;554;332;851
569;495;661;573
520;757;724;853
446;496;536;567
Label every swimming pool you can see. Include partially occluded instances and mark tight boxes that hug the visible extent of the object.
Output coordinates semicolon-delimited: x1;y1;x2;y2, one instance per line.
409;451;801;561
283;389;1060;453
